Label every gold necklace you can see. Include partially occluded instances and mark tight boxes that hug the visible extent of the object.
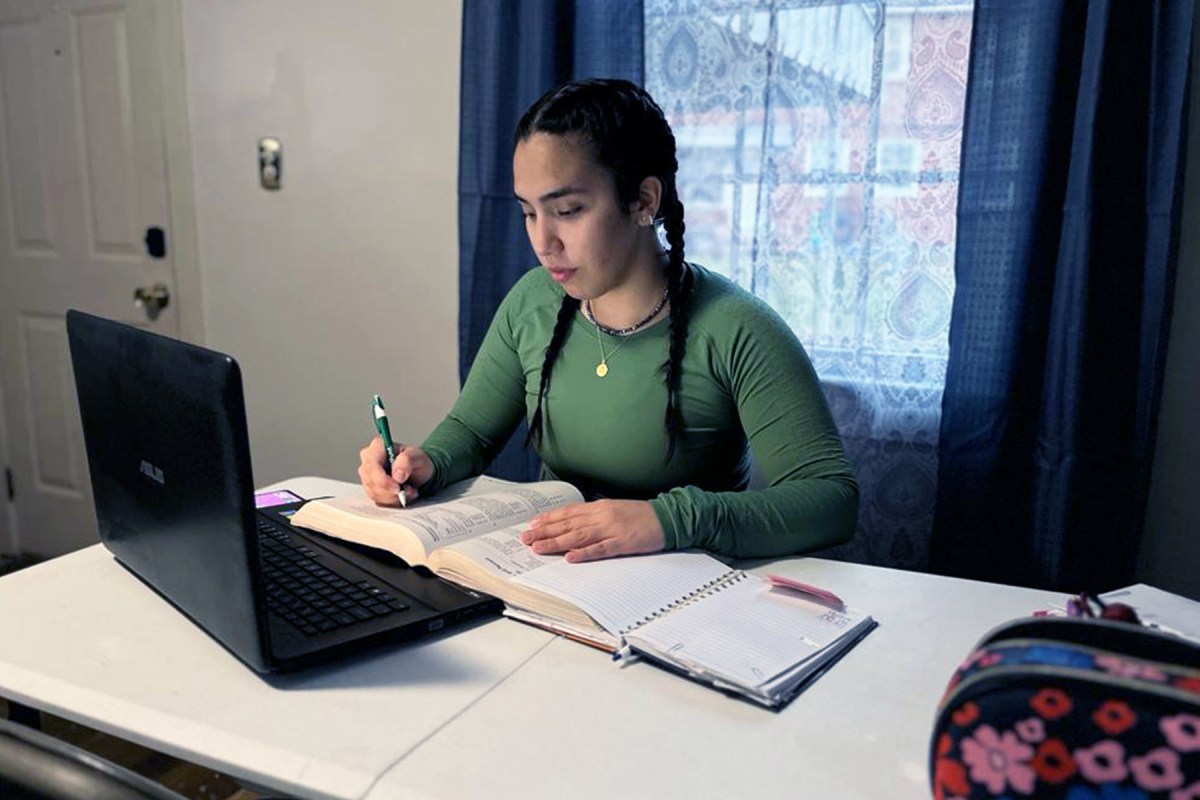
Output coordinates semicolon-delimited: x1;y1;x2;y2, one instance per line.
593;325;627;378
585;286;670;377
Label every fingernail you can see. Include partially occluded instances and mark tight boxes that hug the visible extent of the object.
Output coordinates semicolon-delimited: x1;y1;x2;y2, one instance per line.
528;518;541;529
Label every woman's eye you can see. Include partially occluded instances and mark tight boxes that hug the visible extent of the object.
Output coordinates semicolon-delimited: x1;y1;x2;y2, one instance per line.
556;206;582;218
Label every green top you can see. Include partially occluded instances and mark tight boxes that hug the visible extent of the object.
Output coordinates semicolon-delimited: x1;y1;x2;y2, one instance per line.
421;264;858;558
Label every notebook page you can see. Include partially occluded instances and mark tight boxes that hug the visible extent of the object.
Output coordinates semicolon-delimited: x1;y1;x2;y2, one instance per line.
1099;584;1200;643
511;551;732;635
627;576;863;687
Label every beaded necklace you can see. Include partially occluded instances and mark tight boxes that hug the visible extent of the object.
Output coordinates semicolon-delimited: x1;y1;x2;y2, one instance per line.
584;286;669;378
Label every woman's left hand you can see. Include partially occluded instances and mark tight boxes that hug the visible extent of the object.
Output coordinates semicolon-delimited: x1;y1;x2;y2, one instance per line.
520;499;665;563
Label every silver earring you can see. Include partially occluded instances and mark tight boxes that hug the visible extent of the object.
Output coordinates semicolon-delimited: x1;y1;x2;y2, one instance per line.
640;215;652;226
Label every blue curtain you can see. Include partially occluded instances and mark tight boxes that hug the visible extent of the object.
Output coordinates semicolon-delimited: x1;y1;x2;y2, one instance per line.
932;0;1194;591
458;0;644;481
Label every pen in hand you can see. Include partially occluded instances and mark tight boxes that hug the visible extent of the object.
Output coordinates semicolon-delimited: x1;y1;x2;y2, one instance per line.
372;394;408;508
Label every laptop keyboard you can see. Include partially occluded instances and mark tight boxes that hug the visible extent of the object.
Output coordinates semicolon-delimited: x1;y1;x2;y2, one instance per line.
256;518;409;637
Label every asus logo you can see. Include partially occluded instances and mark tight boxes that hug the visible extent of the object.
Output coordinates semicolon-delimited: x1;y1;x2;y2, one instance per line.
139;459;165;485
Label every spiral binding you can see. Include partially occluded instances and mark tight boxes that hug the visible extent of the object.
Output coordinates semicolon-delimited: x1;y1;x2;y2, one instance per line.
617;569;751;635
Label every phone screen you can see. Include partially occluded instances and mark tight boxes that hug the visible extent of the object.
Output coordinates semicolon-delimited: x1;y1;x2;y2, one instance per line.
254;489;303;509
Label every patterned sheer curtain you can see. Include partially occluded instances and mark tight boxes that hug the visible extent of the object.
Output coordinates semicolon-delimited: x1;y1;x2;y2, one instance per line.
645;1;973;569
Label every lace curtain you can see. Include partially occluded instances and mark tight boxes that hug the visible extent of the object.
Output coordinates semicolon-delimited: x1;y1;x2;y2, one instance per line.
645;0;974;569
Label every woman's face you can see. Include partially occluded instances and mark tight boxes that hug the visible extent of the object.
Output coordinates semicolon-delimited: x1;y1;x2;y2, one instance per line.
513;132;644;301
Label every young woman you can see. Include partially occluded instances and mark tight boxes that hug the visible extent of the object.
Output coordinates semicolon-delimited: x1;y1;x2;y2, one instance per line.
358;79;857;563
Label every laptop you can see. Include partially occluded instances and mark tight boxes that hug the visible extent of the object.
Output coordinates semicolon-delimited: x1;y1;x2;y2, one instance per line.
65;310;500;673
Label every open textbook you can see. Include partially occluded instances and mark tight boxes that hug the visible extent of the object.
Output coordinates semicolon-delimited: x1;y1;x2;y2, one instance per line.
289;478;876;707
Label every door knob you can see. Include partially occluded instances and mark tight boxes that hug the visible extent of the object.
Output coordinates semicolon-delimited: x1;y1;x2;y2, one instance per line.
133;283;170;321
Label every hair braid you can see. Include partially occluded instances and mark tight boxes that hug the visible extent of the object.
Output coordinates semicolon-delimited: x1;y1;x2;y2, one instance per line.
516;79;690;463
661;186;693;461
525;294;580;447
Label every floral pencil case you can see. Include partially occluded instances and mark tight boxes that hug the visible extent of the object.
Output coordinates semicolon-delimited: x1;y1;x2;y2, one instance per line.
930;617;1200;799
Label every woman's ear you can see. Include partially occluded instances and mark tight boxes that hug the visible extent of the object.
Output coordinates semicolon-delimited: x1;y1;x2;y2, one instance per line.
630;176;663;226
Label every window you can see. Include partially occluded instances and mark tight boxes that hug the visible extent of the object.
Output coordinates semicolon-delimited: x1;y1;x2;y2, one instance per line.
646;1;974;567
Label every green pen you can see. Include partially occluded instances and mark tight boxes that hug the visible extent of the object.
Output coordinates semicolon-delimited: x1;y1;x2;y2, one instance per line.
372;394;407;507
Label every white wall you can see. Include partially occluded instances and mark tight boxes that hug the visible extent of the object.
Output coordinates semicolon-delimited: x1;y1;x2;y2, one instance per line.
174;0;1198;599
180;0;463;487
1138;10;1200;601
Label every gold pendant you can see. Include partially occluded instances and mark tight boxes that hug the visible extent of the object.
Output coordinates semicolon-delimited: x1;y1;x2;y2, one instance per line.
596;361;609;378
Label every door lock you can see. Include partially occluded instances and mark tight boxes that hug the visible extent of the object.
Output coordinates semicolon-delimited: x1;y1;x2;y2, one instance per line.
144;226;167;258
134;283;170;321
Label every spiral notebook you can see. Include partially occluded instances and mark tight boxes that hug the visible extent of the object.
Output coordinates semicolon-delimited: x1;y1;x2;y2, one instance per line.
507;552;877;708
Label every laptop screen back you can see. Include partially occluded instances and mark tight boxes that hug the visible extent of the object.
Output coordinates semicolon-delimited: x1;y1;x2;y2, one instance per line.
67;310;269;671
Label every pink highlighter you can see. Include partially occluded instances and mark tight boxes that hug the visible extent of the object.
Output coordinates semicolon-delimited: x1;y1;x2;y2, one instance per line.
765;574;846;609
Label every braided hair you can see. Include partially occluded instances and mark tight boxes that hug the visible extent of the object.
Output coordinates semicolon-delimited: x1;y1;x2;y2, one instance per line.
517;79;693;460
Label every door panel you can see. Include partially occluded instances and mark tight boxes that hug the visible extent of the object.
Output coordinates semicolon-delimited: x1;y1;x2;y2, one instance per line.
22;314;85;491
0;0;179;557
0;16;54;254
78;6;143;255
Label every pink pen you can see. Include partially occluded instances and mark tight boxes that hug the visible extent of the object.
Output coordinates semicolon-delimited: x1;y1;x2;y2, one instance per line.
766;574;846;608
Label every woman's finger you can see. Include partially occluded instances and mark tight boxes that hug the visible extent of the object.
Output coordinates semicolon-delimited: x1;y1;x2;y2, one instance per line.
565;538;615;563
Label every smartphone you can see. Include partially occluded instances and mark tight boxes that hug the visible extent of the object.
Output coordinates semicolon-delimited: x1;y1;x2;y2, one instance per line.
253;488;303;510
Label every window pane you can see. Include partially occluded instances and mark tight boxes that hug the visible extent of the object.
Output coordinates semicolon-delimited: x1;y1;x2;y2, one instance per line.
646;0;974;568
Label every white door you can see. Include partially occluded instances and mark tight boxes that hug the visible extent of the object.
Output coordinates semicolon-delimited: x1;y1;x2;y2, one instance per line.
0;0;187;557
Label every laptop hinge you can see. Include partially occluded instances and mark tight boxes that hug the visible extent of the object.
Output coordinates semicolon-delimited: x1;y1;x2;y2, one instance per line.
5;467;12;501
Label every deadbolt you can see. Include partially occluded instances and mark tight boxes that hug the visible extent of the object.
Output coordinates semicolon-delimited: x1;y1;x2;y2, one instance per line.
144;226;167;258
134;283;170;321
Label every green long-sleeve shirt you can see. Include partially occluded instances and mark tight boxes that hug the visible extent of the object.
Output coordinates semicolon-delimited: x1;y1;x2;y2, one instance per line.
421;264;858;558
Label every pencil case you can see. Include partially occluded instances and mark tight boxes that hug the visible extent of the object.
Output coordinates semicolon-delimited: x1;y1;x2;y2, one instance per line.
929;617;1200;799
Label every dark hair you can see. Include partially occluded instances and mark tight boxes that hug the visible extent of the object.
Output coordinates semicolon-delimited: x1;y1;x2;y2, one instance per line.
517;78;693;460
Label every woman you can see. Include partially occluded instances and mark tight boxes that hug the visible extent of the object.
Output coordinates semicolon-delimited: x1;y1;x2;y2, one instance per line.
359;79;857;563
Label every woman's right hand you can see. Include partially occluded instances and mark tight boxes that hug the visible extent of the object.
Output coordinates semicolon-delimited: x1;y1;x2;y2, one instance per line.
357;436;434;507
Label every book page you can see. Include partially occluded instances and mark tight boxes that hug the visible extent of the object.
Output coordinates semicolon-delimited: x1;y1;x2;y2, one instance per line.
627;576;868;687
290;495;435;564
290;479;582;566
511;551;732;635
436;524;557;578
432;527;604;632
405;481;580;549
502;607;621;651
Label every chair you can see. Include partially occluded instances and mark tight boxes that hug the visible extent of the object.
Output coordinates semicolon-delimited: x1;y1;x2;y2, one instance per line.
0;717;190;800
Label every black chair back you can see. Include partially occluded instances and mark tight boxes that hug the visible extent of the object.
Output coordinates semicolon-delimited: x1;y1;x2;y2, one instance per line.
0;718;188;800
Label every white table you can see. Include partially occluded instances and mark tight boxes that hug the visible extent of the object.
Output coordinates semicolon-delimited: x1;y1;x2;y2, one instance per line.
0;477;1063;799
368;554;1063;799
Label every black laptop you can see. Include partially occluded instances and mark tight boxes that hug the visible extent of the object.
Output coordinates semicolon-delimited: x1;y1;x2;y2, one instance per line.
66;310;499;673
